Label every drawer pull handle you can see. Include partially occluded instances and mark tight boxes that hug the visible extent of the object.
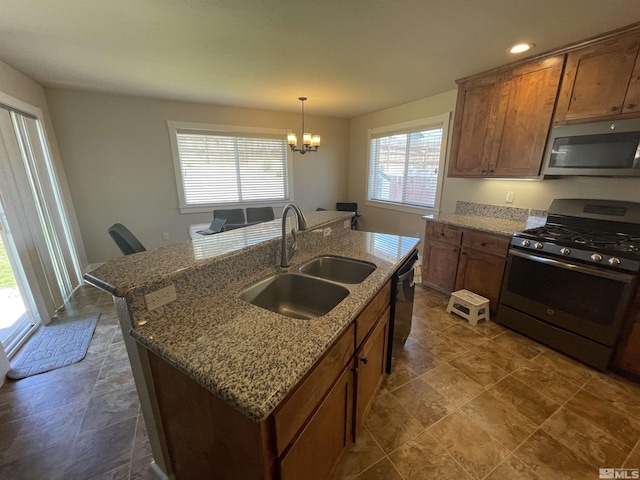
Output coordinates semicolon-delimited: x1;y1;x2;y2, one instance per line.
627;103;637;109
481;242;487;246
610;105;620;112
360;357;368;364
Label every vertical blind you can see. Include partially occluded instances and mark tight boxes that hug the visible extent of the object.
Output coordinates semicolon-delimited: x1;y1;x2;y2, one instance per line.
368;126;443;208
176;130;290;206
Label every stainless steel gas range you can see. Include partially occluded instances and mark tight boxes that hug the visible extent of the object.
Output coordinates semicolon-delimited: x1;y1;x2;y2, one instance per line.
496;198;640;370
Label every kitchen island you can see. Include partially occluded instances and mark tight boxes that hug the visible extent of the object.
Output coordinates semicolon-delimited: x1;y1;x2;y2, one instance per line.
84;210;419;479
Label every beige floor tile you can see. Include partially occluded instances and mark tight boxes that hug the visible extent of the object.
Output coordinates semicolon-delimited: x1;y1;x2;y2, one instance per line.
468;319;505;339
396;340;443;375
441;324;488;348
492;330;546;360
382;358;418;392
485;454;542;480
487;376;560;426
331;428;385;480
525;350;595;387
460;391;537;450
565;390;640;448
449;351;509;388
541;407;630;469
624;445;640;468
389;430;472;480
428;410;510;478
515;430;596;480
418;333;471;362
420;308;461;331
512;362;582;403
352;458;404;480
364;391;425;454
421;362;485;407
391;377;456;428
472;340;532;373
583;374;640;421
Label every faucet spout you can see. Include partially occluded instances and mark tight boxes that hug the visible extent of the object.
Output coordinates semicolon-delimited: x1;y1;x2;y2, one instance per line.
280;203;308;268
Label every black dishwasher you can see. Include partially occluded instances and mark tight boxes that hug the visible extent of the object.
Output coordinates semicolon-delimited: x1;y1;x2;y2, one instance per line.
386;249;419;373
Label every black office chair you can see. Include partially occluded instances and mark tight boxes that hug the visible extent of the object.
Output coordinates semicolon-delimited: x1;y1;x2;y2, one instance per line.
336;202;360;230
108;223;146;255
246;206;275;223
213;208;246;230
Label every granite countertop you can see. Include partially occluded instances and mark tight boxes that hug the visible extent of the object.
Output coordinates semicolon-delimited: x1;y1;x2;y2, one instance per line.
85;211;419;421
422;212;547;236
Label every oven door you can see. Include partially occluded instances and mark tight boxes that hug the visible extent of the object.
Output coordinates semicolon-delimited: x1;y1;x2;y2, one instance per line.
499;249;637;347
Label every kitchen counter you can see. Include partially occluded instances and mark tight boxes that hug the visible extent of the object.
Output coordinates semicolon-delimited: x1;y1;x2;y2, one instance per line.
85;210;419;421
423;212;547;236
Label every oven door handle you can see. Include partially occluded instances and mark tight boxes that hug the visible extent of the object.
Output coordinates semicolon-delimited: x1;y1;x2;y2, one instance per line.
508;249;637;283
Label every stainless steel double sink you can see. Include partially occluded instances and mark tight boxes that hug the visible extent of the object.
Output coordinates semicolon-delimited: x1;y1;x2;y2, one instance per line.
239;256;376;319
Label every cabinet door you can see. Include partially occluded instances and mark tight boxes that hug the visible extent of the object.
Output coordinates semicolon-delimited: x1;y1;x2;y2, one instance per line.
354;308;390;434
623;56;640;115
280;365;353;480
489;56;564;177
448;74;499;176
555;33;640;122
455;248;506;310
423;241;460;292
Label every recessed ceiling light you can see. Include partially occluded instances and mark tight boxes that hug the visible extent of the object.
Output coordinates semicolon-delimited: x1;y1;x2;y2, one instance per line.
509;43;535;54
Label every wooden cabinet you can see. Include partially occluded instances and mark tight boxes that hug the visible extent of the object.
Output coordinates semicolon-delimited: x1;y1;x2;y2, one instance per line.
422;221;461;292
422;221;510;310
280;365;353;480
449;56;564;178
455;230;510;310
354;307;390;433
145;280;392;480
555;32;640;123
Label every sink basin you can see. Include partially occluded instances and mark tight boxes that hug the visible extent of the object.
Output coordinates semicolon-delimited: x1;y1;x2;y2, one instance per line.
299;256;376;284
239;273;349;319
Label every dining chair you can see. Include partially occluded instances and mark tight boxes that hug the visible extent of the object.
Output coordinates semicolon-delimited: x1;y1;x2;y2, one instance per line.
108;223;146;255
336;202;360;230
213;208;245;225
246;206;275;223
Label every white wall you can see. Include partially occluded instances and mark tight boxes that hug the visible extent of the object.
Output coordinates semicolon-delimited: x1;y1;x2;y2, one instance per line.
45;89;350;264
349;88;640;239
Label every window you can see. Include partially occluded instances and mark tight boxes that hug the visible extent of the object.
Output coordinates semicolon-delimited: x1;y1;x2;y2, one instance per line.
168;121;292;213
367;113;450;213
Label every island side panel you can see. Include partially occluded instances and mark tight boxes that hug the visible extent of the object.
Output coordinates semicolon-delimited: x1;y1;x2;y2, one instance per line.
147;351;277;480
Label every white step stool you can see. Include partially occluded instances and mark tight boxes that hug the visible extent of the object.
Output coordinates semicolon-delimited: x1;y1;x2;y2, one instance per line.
446;289;490;326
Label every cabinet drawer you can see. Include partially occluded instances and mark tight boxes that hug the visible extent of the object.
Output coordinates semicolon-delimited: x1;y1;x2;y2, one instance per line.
426;222;462;245
356;281;391;348
274;323;355;455
462;229;509;257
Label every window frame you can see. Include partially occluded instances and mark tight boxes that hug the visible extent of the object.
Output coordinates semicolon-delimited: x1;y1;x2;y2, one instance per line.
168;120;294;214
365;112;450;215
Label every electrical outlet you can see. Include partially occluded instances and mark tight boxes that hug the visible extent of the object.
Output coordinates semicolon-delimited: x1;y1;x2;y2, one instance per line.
506;191;515;203
145;284;177;311
162;232;169;241
323;227;332;237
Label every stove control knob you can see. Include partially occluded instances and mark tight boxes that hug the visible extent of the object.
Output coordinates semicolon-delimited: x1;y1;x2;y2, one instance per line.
560;247;571;256
534;242;543;249
608;257;621;266
591;253;603;262
521;239;531;247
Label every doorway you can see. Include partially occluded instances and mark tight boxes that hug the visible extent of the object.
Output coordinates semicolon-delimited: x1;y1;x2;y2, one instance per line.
0;207;37;356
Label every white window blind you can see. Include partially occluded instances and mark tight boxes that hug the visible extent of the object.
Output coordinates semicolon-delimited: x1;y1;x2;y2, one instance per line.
170;122;291;211
367;113;449;212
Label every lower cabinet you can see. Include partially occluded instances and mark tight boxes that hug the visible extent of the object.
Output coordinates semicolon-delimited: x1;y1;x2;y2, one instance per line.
280;365;353;480
422;220;510;310
146;280;392;480
614;287;640;379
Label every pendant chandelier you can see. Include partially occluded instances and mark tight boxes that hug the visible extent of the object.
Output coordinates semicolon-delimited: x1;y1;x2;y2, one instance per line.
287;97;320;154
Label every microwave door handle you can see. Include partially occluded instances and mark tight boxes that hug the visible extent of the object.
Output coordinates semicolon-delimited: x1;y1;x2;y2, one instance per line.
509;249;636;283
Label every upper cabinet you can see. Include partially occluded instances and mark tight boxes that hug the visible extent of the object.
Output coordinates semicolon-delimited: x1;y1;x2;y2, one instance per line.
554;32;640;123
449;56;564;178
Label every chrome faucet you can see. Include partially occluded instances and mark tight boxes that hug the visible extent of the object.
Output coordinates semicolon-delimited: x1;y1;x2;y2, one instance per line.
280;203;308;268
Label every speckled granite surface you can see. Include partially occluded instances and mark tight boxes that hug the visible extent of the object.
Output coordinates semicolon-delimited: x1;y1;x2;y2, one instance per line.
85;210;420;421
423;201;547;236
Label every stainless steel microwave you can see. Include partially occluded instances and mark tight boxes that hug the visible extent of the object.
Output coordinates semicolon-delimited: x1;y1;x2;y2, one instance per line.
543;118;640;177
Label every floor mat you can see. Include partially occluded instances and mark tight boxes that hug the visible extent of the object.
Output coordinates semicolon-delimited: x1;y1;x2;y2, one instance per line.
6;313;100;379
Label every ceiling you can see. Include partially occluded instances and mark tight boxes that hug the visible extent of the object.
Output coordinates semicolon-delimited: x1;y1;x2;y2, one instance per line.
1;1;640;118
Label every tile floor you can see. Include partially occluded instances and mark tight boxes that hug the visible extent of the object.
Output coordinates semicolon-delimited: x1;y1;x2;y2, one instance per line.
1;283;639;479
